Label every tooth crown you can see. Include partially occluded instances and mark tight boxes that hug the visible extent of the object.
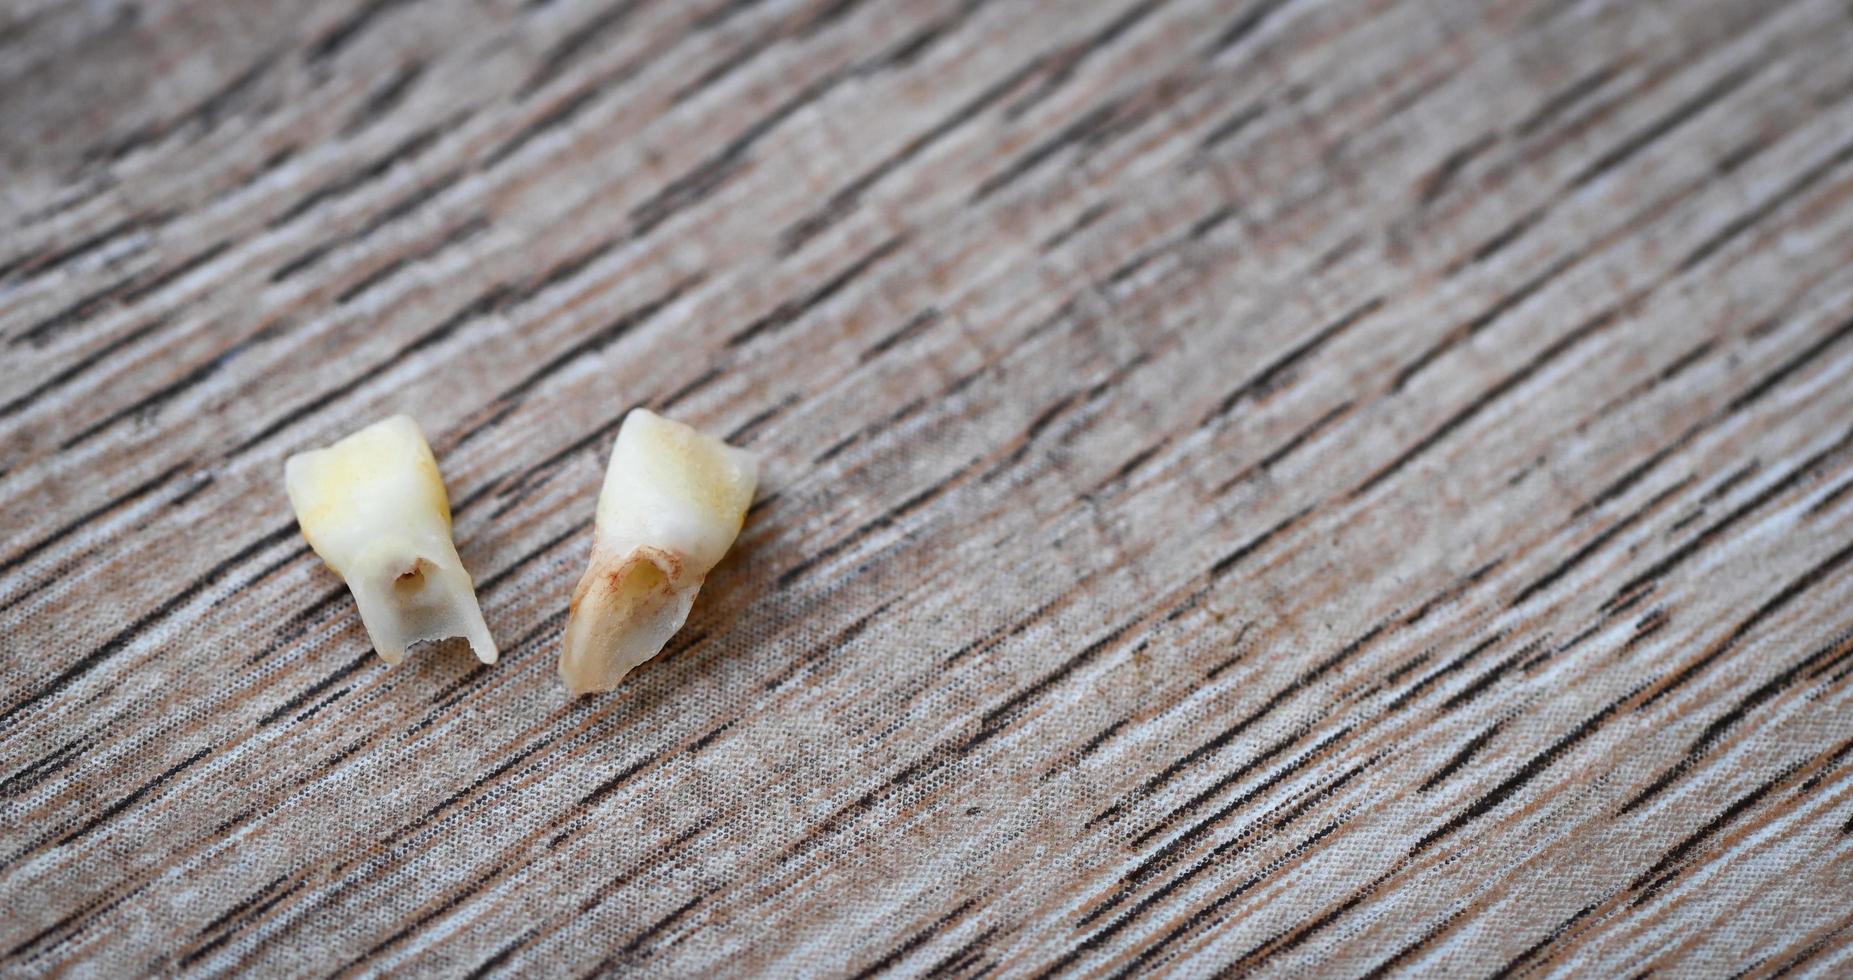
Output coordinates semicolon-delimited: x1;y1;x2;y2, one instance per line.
285;415;498;666
595;408;757;571
562;409;757;695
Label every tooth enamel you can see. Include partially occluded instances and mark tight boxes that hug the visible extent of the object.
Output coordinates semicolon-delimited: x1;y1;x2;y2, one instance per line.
285;415;498;666
561;409;757;695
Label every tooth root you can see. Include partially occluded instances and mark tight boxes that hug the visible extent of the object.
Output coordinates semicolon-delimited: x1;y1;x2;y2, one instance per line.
561;409;757;695
285;415;499;666
561;546;697;695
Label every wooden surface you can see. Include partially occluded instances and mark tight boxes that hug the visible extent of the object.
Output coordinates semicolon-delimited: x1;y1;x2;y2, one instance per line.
5;0;1853;974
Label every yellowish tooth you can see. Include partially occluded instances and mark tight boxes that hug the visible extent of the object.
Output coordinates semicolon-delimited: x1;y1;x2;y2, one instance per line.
284;415;498;666
561;409;757;695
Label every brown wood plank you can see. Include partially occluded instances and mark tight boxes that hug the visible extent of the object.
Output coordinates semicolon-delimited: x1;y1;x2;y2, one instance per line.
4;0;1853;974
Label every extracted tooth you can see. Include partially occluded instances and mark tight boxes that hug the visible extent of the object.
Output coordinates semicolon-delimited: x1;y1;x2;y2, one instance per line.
285;415;498;666
561;409;757;695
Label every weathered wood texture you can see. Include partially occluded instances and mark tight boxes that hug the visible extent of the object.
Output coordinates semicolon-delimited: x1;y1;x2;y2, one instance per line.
4;0;1853;974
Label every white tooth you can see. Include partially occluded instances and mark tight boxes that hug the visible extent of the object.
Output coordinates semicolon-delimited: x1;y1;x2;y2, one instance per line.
284;415;498;666
561;408;757;695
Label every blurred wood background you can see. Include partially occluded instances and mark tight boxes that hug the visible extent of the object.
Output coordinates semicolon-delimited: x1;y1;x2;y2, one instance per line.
4;0;1853;974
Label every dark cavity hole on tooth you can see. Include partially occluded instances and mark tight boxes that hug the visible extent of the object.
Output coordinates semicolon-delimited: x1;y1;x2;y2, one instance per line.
394;558;435;598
